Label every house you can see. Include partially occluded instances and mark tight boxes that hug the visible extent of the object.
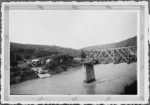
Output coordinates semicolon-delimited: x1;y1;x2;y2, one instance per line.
31;59;41;66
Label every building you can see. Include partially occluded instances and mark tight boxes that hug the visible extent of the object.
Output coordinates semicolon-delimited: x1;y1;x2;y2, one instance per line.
31;59;41;66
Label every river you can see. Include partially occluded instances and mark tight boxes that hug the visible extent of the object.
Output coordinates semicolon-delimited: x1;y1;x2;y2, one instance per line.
10;62;137;95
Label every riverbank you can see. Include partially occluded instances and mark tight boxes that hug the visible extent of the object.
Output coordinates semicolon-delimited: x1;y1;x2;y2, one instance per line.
10;64;82;85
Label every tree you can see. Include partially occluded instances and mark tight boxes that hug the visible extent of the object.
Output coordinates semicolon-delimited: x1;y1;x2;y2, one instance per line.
81;50;86;59
24;54;31;59
10;52;18;66
10;59;18;67
16;54;23;61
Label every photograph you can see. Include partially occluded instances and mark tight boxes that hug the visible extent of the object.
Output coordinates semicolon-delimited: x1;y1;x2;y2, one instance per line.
9;6;137;95
1;1;149;104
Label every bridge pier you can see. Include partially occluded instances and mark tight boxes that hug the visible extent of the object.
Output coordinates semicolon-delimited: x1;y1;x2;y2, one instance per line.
84;62;95;83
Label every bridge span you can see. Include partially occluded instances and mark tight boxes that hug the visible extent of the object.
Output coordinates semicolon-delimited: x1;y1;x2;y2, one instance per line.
86;46;137;64
83;46;137;83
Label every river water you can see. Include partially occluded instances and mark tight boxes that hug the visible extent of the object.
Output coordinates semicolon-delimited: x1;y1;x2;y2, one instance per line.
10;63;137;95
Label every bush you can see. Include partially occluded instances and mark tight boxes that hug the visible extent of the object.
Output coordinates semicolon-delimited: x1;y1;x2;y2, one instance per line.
10;59;18;67
71;60;81;67
10;66;38;85
16;54;23;61
20;68;38;81
44;54;75;74
10;66;23;84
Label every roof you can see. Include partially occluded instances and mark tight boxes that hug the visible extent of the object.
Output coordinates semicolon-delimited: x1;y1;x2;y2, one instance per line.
32;59;40;62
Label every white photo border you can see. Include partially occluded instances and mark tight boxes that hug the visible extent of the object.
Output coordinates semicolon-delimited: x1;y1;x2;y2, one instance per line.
1;1;149;104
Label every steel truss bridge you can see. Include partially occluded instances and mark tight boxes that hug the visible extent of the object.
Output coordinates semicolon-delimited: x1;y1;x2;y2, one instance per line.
85;46;137;64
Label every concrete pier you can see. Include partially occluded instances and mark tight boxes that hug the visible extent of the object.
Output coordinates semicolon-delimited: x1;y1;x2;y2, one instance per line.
84;62;96;83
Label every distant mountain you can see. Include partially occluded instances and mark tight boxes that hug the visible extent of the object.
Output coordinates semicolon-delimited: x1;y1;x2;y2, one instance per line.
83;36;137;51
10;42;81;61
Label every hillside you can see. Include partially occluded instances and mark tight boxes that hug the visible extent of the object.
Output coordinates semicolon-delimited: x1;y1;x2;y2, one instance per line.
83;36;137;51
10;42;81;62
10;42;82;84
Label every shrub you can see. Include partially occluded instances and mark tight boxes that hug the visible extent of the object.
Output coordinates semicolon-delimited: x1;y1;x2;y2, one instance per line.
10;66;38;84
44;53;74;74
20;68;38;81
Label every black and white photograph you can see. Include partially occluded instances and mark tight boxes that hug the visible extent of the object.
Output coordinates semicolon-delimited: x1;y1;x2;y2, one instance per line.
10;8;138;95
1;1;149;104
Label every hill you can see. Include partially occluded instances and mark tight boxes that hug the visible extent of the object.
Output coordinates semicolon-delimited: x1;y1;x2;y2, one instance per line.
83;36;137;51
10;42;82;84
10;42;81;63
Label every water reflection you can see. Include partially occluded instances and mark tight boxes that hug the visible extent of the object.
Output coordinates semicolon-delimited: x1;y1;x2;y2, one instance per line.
83;82;96;94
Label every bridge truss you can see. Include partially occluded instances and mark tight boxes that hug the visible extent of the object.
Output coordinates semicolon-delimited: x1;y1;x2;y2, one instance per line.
87;46;137;64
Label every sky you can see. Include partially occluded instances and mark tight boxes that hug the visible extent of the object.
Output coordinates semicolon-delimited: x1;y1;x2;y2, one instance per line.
9;10;137;49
